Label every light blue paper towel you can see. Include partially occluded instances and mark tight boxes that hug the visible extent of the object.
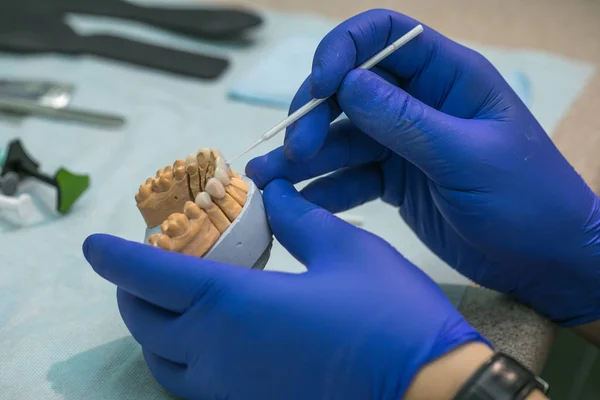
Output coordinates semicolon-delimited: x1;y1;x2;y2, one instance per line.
0;4;595;399
228;36;534;109
228;34;593;137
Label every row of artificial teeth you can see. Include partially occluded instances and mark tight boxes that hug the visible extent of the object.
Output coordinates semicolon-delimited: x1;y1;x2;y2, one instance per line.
184;148;232;186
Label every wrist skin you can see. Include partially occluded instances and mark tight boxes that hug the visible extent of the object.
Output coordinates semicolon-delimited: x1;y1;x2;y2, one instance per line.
404;343;548;400
574;319;600;347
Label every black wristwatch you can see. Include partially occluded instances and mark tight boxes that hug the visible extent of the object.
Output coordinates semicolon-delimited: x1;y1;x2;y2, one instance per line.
452;352;550;400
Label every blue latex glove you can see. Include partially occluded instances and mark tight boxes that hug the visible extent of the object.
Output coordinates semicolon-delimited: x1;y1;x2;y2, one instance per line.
83;179;488;400
246;9;600;327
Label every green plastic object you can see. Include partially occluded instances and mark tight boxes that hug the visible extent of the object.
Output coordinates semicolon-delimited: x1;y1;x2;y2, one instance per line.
55;168;90;214
0;147;6;166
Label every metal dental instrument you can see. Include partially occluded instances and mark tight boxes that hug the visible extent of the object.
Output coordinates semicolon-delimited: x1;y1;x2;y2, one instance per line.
0;79;74;108
0;97;125;127
229;24;424;163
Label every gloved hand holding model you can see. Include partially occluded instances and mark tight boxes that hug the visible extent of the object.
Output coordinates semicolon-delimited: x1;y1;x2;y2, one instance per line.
84;8;600;400
247;9;600;329
84;179;490;399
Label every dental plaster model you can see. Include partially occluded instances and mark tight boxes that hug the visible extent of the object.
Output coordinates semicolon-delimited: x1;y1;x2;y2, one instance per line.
136;148;272;270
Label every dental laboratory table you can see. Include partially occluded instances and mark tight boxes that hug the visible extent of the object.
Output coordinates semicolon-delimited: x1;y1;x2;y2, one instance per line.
222;0;600;373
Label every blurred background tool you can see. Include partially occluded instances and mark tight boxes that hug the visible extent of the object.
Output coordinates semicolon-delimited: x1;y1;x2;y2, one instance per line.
0;171;19;196
0;97;126;127
0;11;229;80
0;79;74;108
4;0;262;40
1;139;90;214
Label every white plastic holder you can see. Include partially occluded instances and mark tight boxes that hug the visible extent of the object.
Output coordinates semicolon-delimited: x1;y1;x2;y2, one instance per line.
0;193;46;226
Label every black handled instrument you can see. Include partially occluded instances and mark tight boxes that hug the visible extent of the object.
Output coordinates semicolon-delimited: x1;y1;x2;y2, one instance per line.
0;11;229;80
4;0;262;40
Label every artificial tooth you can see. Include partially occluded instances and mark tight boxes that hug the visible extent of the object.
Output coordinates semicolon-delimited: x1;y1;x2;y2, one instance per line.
162;214;187;236
157;235;173;250
160;219;169;233
136;183;152;202
214;194;242;221
151;175;170;192
184;201;202;219
211;148;224;160
148;234;160;246
214;154;225;166
215;156;233;177
160;174;172;185
140;184;153;196
186;163;198;173
197;150;212;179
196;193;230;233
145;177;153;185
151;178;162;192
173;164;187;180
197;148;211;160
230;177;248;193
169;212;219;257
195;192;213;209
205;178;226;199
187;163;201;197
155;168;164;178
186;154;197;165
226;185;247;206
204;162;215;190
214;167;231;185
163;165;173;177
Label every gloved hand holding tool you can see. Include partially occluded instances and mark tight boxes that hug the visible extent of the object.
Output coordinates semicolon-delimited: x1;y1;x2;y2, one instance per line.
248;9;600;329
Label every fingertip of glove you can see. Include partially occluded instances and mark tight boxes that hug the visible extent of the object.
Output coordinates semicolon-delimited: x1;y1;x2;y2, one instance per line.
244;157;266;189
82;234;118;269
262;179;328;240
264;179;325;222
284;121;327;162
82;233;101;263
283;139;318;163
309;64;332;99
246;148;287;188
339;69;378;96
263;179;297;201
83;234;128;266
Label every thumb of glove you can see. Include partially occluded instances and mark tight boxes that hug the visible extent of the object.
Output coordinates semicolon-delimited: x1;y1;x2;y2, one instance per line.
337;69;473;182
262;179;369;268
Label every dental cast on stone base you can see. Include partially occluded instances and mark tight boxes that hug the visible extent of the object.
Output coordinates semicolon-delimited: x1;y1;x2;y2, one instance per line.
135;148;249;258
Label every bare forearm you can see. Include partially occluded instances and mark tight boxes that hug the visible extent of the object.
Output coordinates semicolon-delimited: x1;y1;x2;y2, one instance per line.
573;319;600;346
527;390;548;400
405;343;548;400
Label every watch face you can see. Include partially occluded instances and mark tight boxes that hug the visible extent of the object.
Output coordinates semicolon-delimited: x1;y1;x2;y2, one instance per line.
454;353;549;400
